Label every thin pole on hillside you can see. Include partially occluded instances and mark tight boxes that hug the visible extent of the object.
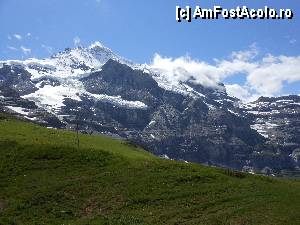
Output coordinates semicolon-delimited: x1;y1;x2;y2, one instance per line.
76;119;80;149
75;105;82;150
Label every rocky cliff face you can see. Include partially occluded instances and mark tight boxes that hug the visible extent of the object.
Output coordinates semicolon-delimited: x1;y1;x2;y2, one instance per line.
244;96;300;145
0;43;299;176
243;96;300;173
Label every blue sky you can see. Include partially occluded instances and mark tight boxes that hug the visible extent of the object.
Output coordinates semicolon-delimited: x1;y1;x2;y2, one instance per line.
0;0;299;100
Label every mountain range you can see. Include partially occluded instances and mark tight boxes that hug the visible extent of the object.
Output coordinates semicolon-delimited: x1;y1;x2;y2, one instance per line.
0;42;299;177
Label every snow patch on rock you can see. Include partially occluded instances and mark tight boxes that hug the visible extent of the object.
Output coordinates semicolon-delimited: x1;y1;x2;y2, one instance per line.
5;106;30;115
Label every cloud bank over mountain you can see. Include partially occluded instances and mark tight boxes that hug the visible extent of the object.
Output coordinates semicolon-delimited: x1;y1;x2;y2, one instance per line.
150;45;300;102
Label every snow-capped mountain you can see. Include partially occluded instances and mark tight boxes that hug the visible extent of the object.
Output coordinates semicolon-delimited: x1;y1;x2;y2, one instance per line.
0;42;299;177
0;42;144;113
244;96;300;143
3;41;134;79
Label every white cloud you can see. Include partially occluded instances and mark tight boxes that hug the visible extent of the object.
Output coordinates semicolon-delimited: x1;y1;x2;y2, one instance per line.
150;54;223;88
20;46;31;55
225;84;259;102
73;36;81;46
95;0;101;3
41;44;53;54
246;55;300;96
150;45;300;102
289;39;296;44
226;84;250;100
13;34;22;40
230;43;259;61
27;32;31;37
7;46;18;51
7;35;12;40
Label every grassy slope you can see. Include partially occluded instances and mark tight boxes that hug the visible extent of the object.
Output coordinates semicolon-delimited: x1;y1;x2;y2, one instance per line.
0;113;299;225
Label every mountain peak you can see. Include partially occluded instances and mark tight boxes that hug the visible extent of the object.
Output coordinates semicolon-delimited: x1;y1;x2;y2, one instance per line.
89;41;105;49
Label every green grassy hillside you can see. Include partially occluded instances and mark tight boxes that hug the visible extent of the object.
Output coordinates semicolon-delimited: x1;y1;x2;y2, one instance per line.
0;113;299;225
